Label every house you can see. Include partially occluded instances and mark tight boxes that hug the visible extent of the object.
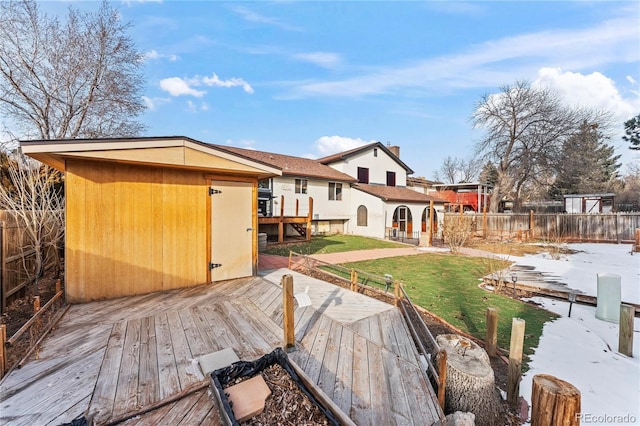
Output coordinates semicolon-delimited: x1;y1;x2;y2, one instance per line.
319;142;447;242
214;146;357;240
221;141;447;243
21;136;281;303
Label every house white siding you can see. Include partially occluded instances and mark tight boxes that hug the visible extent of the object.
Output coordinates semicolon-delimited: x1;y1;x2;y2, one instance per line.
328;150;407;187
271;176;351;220
347;189;386;238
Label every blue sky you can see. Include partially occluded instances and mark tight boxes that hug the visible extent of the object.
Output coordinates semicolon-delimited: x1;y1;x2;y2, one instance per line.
43;1;639;178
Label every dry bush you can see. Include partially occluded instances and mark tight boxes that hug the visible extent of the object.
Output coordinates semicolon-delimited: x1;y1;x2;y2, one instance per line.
442;215;472;253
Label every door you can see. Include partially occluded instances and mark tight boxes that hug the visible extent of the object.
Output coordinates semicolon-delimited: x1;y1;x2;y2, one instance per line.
210;180;254;281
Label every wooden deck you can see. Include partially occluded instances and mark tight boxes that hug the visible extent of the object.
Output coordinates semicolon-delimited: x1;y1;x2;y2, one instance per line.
0;271;444;425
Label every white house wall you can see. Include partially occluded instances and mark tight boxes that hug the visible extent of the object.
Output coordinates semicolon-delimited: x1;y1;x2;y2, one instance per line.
328;149;407;186
348;189;386;238
271;176;351;220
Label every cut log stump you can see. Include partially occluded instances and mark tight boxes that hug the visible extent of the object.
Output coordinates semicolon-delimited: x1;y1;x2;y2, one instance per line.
531;374;580;426
436;334;503;426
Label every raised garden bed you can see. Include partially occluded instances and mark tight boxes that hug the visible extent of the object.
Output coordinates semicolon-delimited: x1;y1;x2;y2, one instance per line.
210;348;346;426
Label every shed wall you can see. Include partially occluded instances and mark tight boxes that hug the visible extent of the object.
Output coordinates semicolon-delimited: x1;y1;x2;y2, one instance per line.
65;160;210;302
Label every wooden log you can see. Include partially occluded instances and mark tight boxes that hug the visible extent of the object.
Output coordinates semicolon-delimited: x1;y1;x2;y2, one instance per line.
55;279;61;293
485;308;498;357
531;374;580;426
282;274;295;349
619;304;634;357
436;334;503;425
437;348;447;410
33;296;40;313
507;318;525;407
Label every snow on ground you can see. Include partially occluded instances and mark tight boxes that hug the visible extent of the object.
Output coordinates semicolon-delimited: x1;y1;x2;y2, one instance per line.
506;243;639;303
510;244;640;424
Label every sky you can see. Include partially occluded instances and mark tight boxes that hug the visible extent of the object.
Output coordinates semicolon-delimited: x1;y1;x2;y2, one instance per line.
38;1;640;178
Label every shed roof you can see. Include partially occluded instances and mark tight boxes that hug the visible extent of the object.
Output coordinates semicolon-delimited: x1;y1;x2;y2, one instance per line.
20;136;281;179
355;184;447;203
317;142;415;174
215;145;357;182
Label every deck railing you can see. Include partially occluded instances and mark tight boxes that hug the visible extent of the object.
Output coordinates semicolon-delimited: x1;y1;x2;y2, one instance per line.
288;251;447;409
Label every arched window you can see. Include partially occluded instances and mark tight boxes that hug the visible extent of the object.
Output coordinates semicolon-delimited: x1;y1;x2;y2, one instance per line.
357;205;368;226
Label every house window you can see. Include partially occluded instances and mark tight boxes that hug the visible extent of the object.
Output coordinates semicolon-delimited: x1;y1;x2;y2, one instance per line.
374;148;378;157
357;167;369;184
357;205;368;226
328;182;342;200
295;178;307;194
386;171;396;187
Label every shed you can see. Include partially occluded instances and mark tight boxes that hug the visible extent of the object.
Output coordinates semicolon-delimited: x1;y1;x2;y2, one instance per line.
563;193;616;214
21;137;281;303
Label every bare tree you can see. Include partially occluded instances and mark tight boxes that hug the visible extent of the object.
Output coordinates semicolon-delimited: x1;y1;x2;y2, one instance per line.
473;81;583;211
433;156;481;184
0;0;146;139
0;150;65;288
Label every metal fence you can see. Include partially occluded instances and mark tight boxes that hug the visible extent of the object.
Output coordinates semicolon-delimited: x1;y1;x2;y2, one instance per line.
385;229;421;245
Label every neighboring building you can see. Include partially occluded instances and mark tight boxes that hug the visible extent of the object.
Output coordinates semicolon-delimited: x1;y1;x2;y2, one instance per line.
407;176;441;195
431;182;493;213
563;193;616;213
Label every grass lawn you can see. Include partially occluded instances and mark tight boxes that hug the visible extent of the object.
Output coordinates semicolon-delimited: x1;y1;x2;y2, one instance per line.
339;253;557;370
261;234;407;256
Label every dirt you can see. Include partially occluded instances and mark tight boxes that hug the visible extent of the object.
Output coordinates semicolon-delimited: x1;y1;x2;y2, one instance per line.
0;268;64;370
225;363;332;425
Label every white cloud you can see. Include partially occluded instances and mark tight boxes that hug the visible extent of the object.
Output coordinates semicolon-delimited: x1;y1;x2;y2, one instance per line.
533;67;637;121
202;73;254;94
285;14;639;99
231;6;301;32
627;75;637;85
159;77;205;97
141;96;171;110
313;136;376;156
143;49;178;62
293;52;342;69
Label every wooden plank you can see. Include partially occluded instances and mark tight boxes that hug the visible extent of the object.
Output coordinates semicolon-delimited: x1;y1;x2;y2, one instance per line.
188;306;222;354
333;326;354;415
378;310;402;356
88;321;127;423
150;388;202;425
388;309;417;361
220;300;274;355
317;320;342;398
196;305;241;355
166;310;199;390
303;315;333;384
349;333;371;425
367;341;392;426
398;358;443;423
48;395;92;426
155;313;181;399
250;282;280;311
177;308;210;359
176;389;217;425
295;308;320;342
228;300;282;351
138;316;160;408
112;317;142;417
381;348;412;424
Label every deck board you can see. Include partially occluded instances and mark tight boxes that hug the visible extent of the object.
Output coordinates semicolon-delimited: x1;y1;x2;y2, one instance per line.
1;274;444;425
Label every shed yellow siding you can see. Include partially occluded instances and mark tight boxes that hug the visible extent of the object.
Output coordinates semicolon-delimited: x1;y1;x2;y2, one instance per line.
65;160;211;302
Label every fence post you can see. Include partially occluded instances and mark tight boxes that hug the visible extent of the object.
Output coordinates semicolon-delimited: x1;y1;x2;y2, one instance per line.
33;296;40;314
485;308;498;357
529;210;535;240
428;200;434;247
619;304;634;357
531;374;580;426
55;279;61;293
507;318;525;407
482;207;487;239
437;348;447;410
394;281;402;306
282;274;295;350
1;221;5;313
0;323;6;378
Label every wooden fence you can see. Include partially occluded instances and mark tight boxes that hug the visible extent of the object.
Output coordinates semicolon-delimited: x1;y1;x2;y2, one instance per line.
0;211;38;312
444;212;640;243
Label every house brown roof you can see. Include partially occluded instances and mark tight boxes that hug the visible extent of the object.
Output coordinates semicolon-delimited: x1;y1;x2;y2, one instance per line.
317;142;415;174
212;145;357;182
355;184;447;203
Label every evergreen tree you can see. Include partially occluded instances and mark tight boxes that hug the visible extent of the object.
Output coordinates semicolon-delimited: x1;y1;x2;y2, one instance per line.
478;162;499;186
550;121;621;198
622;114;640;150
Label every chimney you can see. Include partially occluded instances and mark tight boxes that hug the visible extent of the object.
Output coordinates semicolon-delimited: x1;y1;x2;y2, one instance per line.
388;145;400;158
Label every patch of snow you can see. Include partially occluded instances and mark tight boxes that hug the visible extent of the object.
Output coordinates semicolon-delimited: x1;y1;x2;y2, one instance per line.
511;244;640;424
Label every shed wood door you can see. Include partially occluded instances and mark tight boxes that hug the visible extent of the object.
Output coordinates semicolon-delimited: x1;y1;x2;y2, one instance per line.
211;180;253;281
